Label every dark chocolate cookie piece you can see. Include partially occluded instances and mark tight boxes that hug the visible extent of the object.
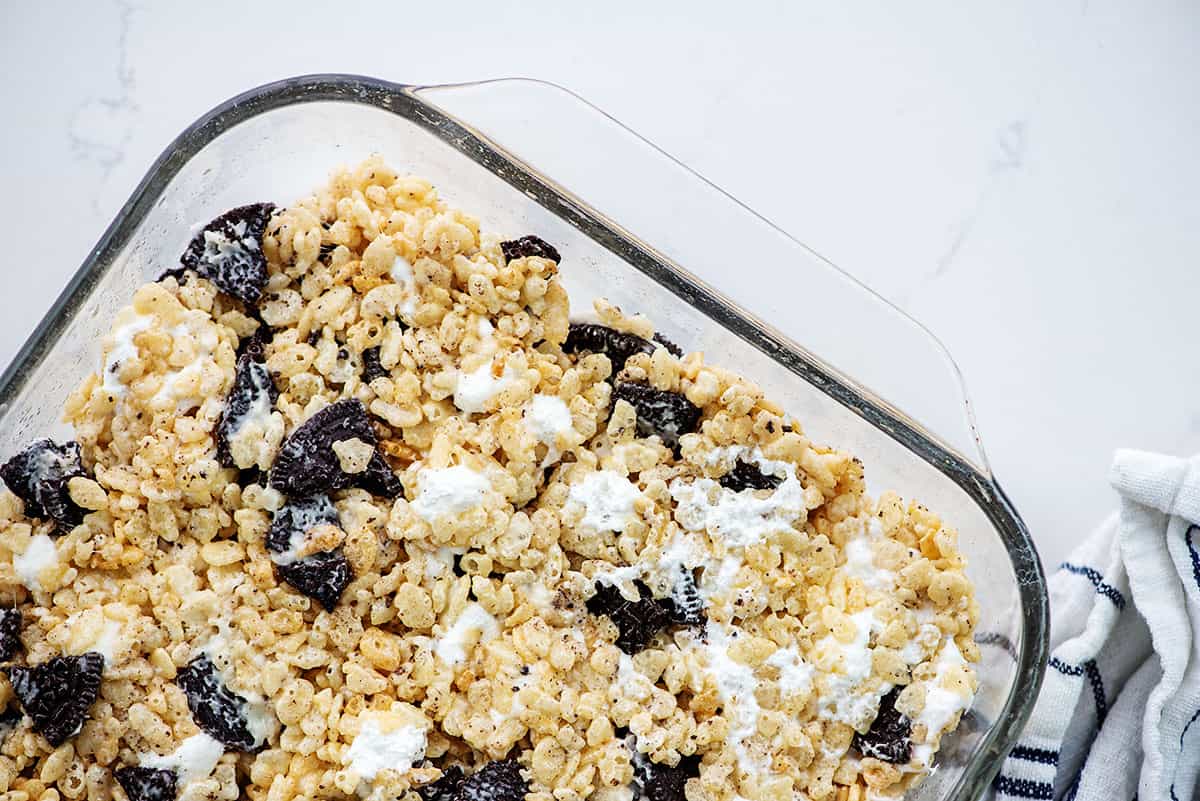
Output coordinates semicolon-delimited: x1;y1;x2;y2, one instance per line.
5;652;104;746
718;459;783;492
268;399;402;499
611;383;702;447
236;324;271;361
418;765;465;801
853;686;912;764
500;236;560;264
359;450;405;498
216;354;279;469
632;752;701;801
0;439;89;532
0;608;22;662
651;333;684;358
457;759;529;801
114;766;178;801
361;346;388;383
0;703;21;732
275;550;354;611
180;203;277;306
563;323;654;375
175;654;263;751
586;581;675;655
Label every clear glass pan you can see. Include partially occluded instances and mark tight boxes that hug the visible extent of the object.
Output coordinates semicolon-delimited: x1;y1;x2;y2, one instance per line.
0;75;1047;801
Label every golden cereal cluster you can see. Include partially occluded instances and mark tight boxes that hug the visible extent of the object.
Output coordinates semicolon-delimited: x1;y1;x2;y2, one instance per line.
0;157;978;801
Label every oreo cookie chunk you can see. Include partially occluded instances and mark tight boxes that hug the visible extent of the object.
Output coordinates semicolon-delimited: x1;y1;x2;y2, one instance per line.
269;399;402;499
852;687;912;764
216;353;279;469
457;759;529;801
0;607;22;662
175;654;266;751
632;751;701;801
114;766;177;801
180;203;276;306
276;550;354;611
586;581;673;654
0;439;89;532
5;652;104;746
719;459;783;492
500;236;560;264
611;383;702;447
563;323;655;376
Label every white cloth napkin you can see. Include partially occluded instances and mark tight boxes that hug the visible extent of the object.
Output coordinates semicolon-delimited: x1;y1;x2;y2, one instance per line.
990;449;1200;801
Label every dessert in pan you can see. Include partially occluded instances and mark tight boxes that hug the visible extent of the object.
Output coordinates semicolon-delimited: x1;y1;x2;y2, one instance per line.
0;157;978;801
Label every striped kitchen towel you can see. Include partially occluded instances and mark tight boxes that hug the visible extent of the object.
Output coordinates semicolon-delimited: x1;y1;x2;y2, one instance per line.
991;449;1200;801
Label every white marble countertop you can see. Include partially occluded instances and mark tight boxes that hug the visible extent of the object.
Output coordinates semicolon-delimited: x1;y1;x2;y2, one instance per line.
3;0;1198;570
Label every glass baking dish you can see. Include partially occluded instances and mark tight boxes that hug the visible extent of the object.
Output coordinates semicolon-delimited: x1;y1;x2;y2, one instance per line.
0;75;1047;801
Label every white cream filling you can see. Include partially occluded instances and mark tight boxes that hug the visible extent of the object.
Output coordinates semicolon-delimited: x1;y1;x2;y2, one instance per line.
200;626;275;749
270;497;339;566
423;546;465;579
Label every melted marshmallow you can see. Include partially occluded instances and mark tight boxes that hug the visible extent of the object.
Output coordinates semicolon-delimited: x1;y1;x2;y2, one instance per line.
434;603;500;666
700;621;762;775
13;533;57;592
840;519;897;591
453;360;519;414
411;466;490;522
525;395;573;444
765;646;814;696
81;617;124;665
815;609;892;727
390;255;418;322
151;313;221;411
141;732;225;787
617;653;652;703
423;546;465;578
101;313;154;396
669;450;807;549
914;638;975;756
568;470;642;532
345;717;427;781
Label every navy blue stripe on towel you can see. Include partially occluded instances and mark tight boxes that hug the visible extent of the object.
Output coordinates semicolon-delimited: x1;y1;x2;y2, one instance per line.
993;775;1054;799
1084;660;1108;725
1009;745;1059;766
1186;525;1200;592
1059;562;1127;609
1181;707;1200;746
1049;656;1084;676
